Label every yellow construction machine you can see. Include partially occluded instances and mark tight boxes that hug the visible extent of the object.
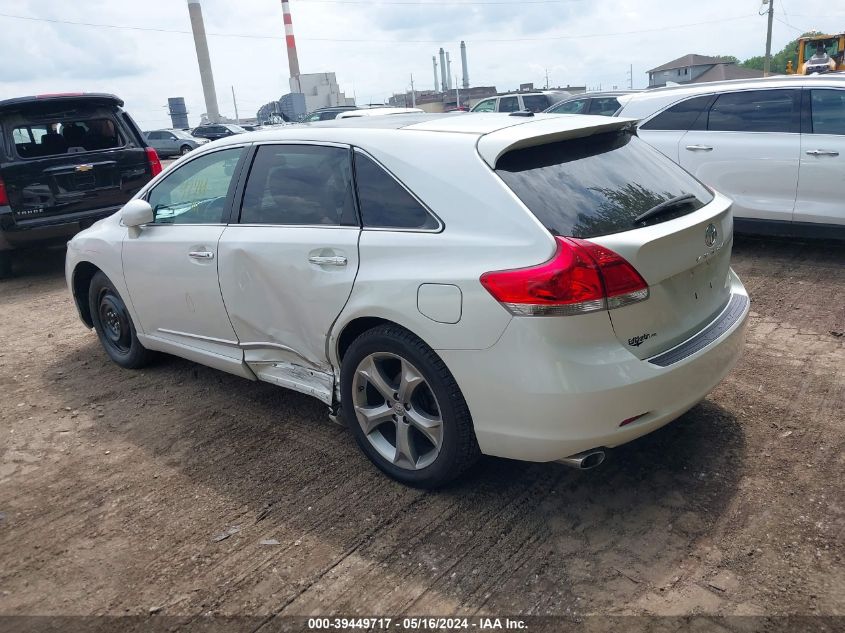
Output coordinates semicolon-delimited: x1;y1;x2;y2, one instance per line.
787;34;845;74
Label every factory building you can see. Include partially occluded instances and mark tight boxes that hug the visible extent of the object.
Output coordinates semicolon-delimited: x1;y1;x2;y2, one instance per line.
290;73;355;114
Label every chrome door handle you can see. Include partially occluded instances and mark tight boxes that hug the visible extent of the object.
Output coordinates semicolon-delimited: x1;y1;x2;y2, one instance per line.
685;144;713;152
805;149;839;156
308;255;347;266
188;250;214;260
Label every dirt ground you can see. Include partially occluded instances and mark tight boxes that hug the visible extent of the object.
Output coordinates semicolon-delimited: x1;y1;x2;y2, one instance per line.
0;235;842;628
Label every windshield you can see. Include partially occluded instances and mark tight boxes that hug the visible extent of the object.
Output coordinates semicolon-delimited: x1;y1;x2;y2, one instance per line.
171;129;194;139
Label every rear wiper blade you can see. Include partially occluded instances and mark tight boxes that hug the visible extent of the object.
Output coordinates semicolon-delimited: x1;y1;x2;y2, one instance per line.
633;193;698;225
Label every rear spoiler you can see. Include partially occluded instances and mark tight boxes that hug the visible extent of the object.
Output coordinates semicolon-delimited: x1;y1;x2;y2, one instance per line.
476;116;638;168
0;93;124;114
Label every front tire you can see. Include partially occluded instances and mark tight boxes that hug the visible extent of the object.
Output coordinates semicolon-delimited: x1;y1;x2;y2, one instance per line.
180;145;192;156
88;271;154;369
341;325;480;488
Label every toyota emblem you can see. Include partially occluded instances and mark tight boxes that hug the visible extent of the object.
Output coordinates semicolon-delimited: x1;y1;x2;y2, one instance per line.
705;223;718;248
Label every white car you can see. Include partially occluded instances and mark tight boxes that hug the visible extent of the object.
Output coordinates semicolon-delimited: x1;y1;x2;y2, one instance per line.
616;75;845;238
66;113;749;487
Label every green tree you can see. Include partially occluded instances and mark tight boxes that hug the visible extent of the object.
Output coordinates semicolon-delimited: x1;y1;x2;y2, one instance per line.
741;31;823;74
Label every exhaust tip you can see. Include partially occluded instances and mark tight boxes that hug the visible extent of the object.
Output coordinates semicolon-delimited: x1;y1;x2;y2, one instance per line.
557;449;606;470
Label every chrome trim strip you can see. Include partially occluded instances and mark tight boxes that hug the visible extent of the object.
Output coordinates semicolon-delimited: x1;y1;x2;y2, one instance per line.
157;329;239;346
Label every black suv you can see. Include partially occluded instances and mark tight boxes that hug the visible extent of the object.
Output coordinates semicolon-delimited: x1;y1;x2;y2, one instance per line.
191;124;247;141
0;93;161;278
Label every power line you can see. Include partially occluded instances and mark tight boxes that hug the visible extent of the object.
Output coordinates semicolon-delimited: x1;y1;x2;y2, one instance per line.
0;11;761;43
297;0;588;4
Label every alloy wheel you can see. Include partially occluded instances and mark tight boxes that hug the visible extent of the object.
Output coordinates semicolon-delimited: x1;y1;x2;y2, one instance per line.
351;352;444;470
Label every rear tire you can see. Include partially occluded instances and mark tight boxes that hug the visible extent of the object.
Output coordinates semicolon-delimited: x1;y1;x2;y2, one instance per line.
180;145;192;156
88;271;154;369
341;325;480;488
0;252;12;279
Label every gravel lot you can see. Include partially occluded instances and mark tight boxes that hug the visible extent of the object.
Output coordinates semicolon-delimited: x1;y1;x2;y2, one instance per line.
0;234;842;626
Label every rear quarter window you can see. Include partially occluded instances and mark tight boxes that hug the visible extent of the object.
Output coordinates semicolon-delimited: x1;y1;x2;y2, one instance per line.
522;95;551;113
494;130;714;238
640;95;714;131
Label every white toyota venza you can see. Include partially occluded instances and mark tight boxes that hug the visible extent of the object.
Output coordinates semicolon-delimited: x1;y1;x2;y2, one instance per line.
66;113;750;487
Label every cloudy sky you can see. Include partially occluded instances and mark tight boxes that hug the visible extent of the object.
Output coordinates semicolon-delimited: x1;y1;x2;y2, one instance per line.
2;0;844;128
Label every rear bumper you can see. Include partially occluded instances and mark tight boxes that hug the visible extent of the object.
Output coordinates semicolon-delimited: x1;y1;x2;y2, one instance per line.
0;205;120;251
440;270;749;462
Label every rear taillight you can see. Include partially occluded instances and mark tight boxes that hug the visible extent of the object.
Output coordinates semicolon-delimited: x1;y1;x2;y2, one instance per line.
480;237;648;317
0;176;9;206
145;147;162;177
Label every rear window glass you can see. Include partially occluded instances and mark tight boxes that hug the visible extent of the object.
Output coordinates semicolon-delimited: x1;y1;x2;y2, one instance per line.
495;131;713;238
12;118;123;158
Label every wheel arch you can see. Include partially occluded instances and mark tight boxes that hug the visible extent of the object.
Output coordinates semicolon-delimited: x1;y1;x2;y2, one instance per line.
71;261;102;328
333;316;438;366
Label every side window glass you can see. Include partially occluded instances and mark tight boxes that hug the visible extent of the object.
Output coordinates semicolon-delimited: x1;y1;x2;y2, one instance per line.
589;98;621;116
708;90;799;133
641;95;713;131
521;95;550;112
240;145;356;226
810;90;845;135
499;96;520;112
147;131;161;140
354;151;438;230
472;99;496;112
551;99;587;114
147;147;243;224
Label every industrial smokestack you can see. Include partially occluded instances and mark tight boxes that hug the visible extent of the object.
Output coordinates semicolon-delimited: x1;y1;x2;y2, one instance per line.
439;48;447;92
460;41;470;89
186;0;220;123
446;52;452;90
281;0;301;85
432;56;439;92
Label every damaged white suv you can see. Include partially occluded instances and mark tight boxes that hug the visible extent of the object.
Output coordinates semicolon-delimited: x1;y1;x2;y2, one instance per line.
66;113;749;487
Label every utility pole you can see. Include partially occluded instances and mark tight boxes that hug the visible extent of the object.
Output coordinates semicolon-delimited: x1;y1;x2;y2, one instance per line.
544;68;550;89
410;74;416;108
231;86;239;124
763;0;775;76
627;64;633;89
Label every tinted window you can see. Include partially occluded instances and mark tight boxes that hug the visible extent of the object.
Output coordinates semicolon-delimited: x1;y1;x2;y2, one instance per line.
319;111;341;121
148;148;243;224
495;131;713;239
12;118;122;158
147;131;162;140
550;99;588;114
810;89;845;135
472;99;496;112
589;97;621;116
240;145;356;226
354;152;438;230
522;95;550;113
499;96;520;112
641;95;714;131
708;89;799;133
